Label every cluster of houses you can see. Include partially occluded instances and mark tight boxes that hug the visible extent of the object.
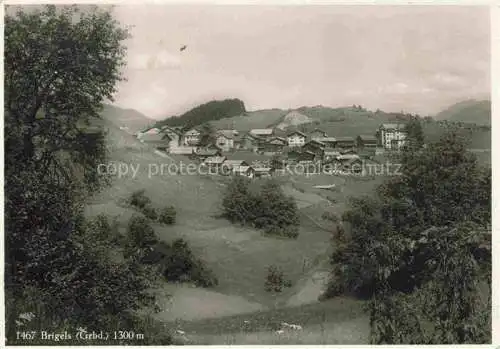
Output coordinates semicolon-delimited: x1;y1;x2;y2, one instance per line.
136;121;408;177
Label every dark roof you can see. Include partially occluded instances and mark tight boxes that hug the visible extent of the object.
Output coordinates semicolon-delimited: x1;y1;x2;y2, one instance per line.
195;148;220;156
242;132;260;140
267;137;287;144
340;148;357;154
287;130;307;137
185;126;204;133
161;125;183;135
314;137;337;143
304;139;326;147
140;133;171;142
343;157;362;165
225;151;270;164
223;160;249;168
336;136;356;142
358;135;377;141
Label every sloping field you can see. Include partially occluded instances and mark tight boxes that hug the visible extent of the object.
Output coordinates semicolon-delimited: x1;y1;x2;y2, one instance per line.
152;284;267;322
87;130;334;308
88;120;370;344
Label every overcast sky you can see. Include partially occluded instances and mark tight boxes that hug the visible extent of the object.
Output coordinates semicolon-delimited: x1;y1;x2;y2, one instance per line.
111;5;490;119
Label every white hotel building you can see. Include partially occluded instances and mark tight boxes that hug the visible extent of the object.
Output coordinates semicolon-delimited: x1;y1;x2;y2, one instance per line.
379;123;407;150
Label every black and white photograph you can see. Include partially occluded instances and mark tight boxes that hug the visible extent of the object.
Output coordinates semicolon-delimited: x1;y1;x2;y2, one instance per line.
4;3;492;345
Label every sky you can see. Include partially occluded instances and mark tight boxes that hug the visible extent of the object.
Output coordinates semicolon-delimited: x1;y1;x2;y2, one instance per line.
111;5;490;119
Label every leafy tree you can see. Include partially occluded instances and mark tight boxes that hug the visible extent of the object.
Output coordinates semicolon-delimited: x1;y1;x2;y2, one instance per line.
369;224;491;344
5;5;127;189
129;189;152;209
158;205;177;225
403;115;424;151
222;178;300;238
325;130;491;343
198;123;217;147
264;265;291;293
127;215;158;249
4;6;168;343
141;204;158;221
221;176;253;224
142;239;218;287
380;131;490;228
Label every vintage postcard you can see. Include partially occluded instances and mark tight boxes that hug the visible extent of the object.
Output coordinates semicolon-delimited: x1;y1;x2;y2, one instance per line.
3;2;492;345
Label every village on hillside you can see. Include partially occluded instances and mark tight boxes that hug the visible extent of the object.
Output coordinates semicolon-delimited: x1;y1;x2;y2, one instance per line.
136;109;407;177
5;3;491;346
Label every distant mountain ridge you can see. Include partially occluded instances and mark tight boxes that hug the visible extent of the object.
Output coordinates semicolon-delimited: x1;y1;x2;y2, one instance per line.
100;104;154;134
435;99;491;126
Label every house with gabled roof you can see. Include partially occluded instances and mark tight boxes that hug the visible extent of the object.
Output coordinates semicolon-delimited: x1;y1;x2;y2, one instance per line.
239;132;260;151
286;149;302;163
221;160;250;176
182;127;202;146
310;128;328;139
335;136;356;149
254;167;272;178
259;136;287;155
139;132;172;150
324;147;341;161
313;137;337;148
249;128;274;139
226;151;270;168
287;130;307;148
302;139;326;157
203;156;227;173
235;165;255;178
298;150;318;163
215;130;235;152
193;147;222;161
356;135;378;149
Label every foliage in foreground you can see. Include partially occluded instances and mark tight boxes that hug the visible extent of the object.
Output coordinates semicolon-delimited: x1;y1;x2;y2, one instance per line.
324;126;491;343
4;5;171;344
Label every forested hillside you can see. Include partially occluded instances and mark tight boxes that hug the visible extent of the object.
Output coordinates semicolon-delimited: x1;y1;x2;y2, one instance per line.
155;98;246;129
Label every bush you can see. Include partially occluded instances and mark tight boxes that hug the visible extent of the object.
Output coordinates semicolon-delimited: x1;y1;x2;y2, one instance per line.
265;265;286;293
130;189;151;209
190;259;219;288
158;206;176;225
142;239;218;288
127;215;158;249
142;205;158;221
